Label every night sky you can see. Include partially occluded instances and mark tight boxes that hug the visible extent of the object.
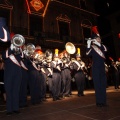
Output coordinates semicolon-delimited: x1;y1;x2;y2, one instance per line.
94;0;120;36
94;0;120;62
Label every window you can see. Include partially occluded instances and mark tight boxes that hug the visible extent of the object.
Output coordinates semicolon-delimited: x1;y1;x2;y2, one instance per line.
82;27;91;43
81;19;92;43
79;0;86;10
29;15;43;36
56;14;71;42
58;21;70;41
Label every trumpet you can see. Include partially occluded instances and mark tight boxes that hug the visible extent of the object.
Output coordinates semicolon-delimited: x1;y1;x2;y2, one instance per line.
85;38;95;42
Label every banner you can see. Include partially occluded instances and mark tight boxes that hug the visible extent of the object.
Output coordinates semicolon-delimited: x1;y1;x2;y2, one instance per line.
25;0;50;16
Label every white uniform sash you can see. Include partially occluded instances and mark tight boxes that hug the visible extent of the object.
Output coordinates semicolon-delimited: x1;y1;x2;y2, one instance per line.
73;60;80;71
20;61;28;70
9;54;21;67
52;61;57;67
32;62;40;71
92;45;106;59
41;68;46;74
47;68;53;75
52;61;61;71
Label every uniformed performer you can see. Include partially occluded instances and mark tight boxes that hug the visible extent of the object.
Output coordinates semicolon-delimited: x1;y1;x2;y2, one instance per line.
86;35;107;107
27;53;41;105
60;52;72;98
71;48;85;97
19;48;29;108
44;49;53;98
2;37;24;115
37;49;47;102
111;61;120;89
51;49;62;101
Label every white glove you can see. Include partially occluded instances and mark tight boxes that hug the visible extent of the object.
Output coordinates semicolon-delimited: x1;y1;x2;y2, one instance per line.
57;59;62;64
87;40;92;48
10;44;16;51
34;54;39;59
93;40;101;47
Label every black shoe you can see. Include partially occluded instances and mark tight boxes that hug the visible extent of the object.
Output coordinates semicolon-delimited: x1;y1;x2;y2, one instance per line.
61;95;65;99
96;103;102;107
81;94;85;96
53;98;57;101
13;110;21;114
101;103;109;107
78;94;81;97
42;98;47;102
65;94;70;97
56;97;61;100
24;105;28;107
20;105;28;108
6;112;13;116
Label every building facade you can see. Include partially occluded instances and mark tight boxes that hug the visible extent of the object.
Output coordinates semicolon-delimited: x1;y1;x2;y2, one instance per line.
0;0;99;60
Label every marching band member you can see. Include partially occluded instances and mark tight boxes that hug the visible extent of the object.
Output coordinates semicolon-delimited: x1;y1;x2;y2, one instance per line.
71;48;85;97
19;45;29;108
44;49;53;98
51;49;62;101
60;52;72;98
86;35;107;107
111;61;120;89
36;48;47;102
27;51;41;105
2;35;24;115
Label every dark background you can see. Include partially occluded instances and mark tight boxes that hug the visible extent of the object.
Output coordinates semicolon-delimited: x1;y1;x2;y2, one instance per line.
94;0;120;34
94;0;120;62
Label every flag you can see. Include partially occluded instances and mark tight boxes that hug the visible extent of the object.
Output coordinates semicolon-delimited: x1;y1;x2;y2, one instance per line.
0;17;10;42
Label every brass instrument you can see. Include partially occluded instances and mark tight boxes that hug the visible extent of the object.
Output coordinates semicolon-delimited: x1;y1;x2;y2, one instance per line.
25;43;35;57
61;57;68;63
11;34;25;47
59;42;76;61
59;42;76;63
11;34;25;54
33;46;44;63
45;49;53;63
65;42;76;54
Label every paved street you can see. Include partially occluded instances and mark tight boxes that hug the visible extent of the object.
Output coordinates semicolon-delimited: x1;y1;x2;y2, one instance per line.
0;86;120;120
